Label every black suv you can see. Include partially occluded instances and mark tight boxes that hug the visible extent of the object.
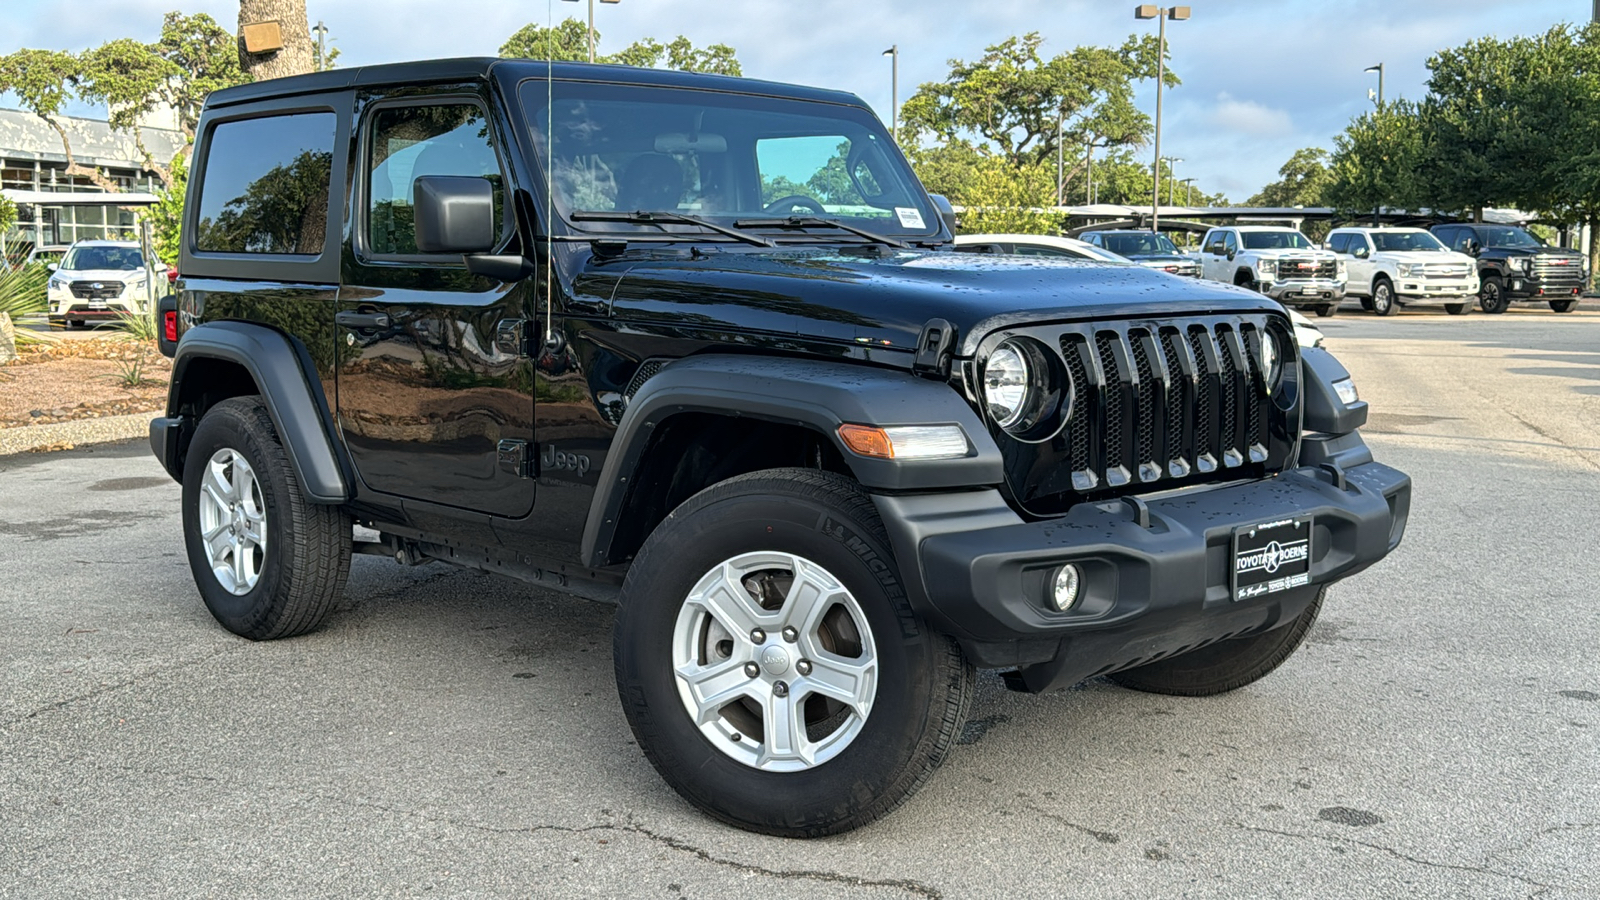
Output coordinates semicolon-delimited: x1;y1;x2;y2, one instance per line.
1079;229;1202;277
149;59;1410;837
1430;223;1587;313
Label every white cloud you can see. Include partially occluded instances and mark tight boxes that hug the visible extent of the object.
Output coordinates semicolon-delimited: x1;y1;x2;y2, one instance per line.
1212;93;1293;138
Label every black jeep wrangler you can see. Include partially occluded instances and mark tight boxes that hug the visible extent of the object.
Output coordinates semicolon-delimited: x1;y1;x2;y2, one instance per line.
150;59;1410;837
1430;222;1587;313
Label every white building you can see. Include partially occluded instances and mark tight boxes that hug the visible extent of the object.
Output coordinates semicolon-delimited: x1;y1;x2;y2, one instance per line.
1;108;185;248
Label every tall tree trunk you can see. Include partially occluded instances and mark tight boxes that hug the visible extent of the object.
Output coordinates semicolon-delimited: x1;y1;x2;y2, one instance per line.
1588;213;1598;294
237;0;314;81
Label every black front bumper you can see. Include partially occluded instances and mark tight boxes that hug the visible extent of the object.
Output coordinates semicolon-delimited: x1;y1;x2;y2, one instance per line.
873;455;1410;692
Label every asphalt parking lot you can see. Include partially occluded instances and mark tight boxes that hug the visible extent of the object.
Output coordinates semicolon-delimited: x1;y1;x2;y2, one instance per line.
2;305;1597;899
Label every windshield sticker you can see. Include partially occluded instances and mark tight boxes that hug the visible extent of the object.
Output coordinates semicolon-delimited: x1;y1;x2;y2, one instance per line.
895;207;926;230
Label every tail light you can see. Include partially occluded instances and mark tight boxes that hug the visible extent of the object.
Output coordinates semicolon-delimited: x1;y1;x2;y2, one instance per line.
163;310;179;343
167;268;179;283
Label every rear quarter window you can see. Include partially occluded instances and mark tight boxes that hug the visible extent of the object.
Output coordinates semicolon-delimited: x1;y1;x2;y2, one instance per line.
194;112;337;255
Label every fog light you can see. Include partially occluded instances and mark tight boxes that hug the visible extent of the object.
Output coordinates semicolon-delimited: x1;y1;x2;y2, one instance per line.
1051;564;1082;611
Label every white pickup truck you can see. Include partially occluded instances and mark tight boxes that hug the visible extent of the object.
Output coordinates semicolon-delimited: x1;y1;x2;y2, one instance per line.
1198;226;1346;317
1325;227;1479;316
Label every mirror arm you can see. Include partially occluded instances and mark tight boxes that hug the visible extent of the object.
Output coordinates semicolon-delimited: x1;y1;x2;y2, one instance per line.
464;254;535;282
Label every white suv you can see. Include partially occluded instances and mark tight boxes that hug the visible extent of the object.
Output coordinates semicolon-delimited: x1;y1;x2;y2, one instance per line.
1198;226;1346;317
1326;227;1479;316
46;240;167;328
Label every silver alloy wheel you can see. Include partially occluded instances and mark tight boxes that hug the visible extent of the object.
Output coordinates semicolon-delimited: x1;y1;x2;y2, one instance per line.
672;551;878;772
196;447;268;596
1374;281;1392;314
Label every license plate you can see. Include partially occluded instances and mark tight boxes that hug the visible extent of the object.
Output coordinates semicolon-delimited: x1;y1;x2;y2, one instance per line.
1299;289;1321;297
1232;517;1312;601
88;300;108;310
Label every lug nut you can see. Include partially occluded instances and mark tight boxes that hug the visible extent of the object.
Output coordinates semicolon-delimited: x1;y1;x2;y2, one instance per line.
782;626;799;643
744;662;760;679
773;681;789;697
796;659;812;676
750;628;766;644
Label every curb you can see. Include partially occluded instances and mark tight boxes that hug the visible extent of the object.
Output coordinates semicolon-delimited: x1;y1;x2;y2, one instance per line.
0;412;151;456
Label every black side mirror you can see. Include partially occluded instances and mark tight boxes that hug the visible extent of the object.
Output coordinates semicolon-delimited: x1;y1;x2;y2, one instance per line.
1464;240;1481;256
928;194;958;237
1226;249;1236;261
413;175;497;253
1354;246;1370;259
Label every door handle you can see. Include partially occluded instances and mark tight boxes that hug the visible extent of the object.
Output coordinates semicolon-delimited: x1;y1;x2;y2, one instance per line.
336;310;390;329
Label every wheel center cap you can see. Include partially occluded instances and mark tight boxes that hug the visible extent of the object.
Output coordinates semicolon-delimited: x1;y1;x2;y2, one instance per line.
759;644;791;676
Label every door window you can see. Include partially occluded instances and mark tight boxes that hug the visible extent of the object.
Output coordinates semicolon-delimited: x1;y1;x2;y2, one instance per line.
194;112;336;255
1328;233;1350;254
1012;243;1081;259
365;102;505;257
1204;232;1225;254
1222;232;1237;255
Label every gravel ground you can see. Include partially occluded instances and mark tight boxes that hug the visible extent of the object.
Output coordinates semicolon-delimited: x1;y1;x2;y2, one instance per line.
0;411;153;455
1;308;1596;899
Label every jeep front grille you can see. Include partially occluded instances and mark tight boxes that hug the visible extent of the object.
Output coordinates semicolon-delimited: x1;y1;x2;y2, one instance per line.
980;315;1295;512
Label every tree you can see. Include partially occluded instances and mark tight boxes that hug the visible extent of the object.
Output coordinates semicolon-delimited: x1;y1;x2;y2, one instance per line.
0;49;124;191
1246;148;1331;208
237;0;314;81
1324;103;1424;217
900;32;1173;175
954;159;1060;235
499;20;742;75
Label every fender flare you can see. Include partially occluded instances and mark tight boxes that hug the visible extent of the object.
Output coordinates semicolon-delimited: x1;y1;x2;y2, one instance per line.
580;355;1003;567
153;321;349;504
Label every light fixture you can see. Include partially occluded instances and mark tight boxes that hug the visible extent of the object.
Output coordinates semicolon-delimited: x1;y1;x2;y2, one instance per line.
1052;565;1082;611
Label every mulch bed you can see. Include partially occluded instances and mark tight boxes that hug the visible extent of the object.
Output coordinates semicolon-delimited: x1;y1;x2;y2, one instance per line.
1;338;171;429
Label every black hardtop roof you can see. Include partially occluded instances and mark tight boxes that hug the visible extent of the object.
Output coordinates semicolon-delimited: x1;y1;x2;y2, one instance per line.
205;57;867;110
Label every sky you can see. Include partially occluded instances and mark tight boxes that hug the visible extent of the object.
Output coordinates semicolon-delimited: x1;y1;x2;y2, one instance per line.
3;0;1592;200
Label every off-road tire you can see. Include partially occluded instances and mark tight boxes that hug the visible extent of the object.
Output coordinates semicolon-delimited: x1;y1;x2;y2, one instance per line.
182;396;351;640
1549;299;1577;313
1107;586;1325;696
1360;296;1375;312
613;468;974;838
1445;302;1469;316
1372;277;1397;316
1314;304;1337;318
1479;276;1509;314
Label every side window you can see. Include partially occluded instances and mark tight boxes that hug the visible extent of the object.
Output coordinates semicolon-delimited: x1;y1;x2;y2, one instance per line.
1222;231;1237;254
1204;231;1225;254
1013;243;1076;258
1348;235;1369;255
1328;234;1350;254
194;112;336;254
366;102;504;256
1455;228;1478;251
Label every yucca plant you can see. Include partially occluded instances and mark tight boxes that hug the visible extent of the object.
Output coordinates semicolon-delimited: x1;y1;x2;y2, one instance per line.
0;254;54;349
114;305;160;343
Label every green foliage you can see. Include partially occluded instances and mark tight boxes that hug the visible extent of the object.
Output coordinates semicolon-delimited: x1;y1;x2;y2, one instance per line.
148;153;186;266
956;159;1060;235
499;19;742;75
901;32;1173;170
114;305;159;343
0;262;51;347
1324;104;1424;215
0;49;79;119
0;196;16;239
1246;148;1332;208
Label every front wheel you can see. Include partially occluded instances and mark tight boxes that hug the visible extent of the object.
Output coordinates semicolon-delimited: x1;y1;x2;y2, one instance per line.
1314;304;1338;318
1371;278;1397;316
613;469;974;837
1550;299;1577;313
181;396;351;640
1445;302;1469;316
1479;276;1509;314
1108;586;1325;696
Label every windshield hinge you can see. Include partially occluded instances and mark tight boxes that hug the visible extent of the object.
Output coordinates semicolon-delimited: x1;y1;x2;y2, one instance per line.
913;318;956;379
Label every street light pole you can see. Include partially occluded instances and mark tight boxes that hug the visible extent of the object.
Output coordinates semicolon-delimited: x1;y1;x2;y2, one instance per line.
1180;176;1196;206
1365;62;1385;225
1162;156;1183;205
1136;5;1190;233
563;0;620;64
882;46;899;142
311;20;328;72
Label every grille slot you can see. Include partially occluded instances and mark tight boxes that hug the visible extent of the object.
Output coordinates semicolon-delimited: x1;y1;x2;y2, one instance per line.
1061;336;1092;474
1187;326;1214;467
1130;330;1158;478
1216;325;1240;465
1094;332;1128;485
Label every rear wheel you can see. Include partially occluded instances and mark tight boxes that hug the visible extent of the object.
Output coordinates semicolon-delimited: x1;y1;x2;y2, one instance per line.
181;396;351;640
1445;302;1469;316
1371;278;1397;316
1479;276;1509;314
1550;299;1577;313
1109;586;1325;696
613;468;974;837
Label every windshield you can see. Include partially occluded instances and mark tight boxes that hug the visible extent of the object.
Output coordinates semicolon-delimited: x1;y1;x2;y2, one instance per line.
1479;226;1544;248
1371;231;1446;252
1240;230;1315;250
519;81;936;238
1097;232;1179;256
61;245;146;271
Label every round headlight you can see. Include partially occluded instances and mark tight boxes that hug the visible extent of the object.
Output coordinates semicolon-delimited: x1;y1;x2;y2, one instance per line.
1260;329;1283;395
983;342;1032;429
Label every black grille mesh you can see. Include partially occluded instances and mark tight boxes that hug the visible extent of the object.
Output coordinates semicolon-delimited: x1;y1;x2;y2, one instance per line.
1187;327;1213;455
1216;325;1239;451
1062;336;1091;471
1160;328;1185;465
1095;332;1123;470
1130;331;1157;466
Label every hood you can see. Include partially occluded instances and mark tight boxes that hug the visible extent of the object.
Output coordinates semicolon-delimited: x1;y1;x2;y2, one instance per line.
56;268;150;282
601;247;1282;357
1495;245;1584;258
1251;248;1337;259
1130;253;1199;266
1379;251;1474;265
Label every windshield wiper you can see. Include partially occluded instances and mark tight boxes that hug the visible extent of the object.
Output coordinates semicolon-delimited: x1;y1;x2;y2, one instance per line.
734;216;909;249
570;210;775;248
